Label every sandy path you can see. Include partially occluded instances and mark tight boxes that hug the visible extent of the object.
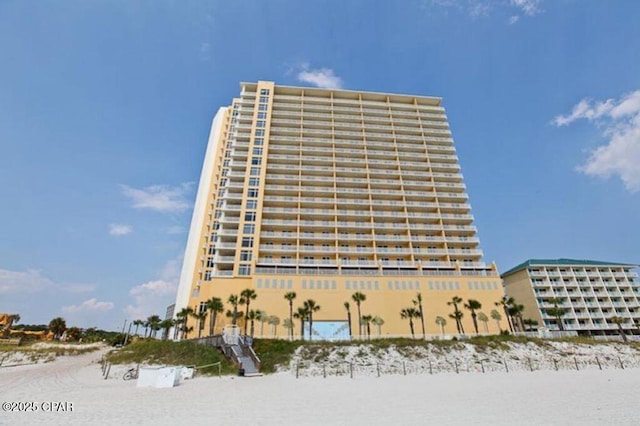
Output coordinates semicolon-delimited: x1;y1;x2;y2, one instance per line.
1;348;639;425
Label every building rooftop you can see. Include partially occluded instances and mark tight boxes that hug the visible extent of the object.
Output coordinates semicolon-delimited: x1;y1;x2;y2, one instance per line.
501;258;638;277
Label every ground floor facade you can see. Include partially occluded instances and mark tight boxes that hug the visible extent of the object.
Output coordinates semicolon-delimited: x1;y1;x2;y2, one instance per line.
178;272;509;340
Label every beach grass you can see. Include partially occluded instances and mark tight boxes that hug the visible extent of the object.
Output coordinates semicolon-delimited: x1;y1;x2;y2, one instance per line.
105;340;235;375
0;342;102;365
252;334;637;373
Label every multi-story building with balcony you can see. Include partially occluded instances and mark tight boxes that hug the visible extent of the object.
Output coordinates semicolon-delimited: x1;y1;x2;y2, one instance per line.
502;259;640;336
173;81;507;339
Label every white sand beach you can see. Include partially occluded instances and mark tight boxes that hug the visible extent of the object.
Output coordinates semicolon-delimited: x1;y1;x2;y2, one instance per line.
2;344;640;426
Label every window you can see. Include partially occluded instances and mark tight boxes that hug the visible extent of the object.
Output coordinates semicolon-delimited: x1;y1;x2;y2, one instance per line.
249;177;260;186
254;138;264;146
250;167;261;176
251;157;262;165
256;120;266;128
258;104;268;111
255;129;265;137
259;96;269;103
244;212;256;222
253;147;263;156
246;200;257;209
240;251;252;261
257;112;267;119
242;237;254;248
247;189;259;198
260;89;270;95
238;265;251;276
243;224;255;234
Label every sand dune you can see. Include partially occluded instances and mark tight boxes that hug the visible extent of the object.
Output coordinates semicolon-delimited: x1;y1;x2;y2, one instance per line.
1;345;639;425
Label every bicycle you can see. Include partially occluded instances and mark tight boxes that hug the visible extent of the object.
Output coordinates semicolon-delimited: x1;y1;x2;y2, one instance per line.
123;367;139;381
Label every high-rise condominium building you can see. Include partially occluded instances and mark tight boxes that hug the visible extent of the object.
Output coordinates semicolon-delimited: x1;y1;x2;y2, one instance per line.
173;81;507;339
502;259;640;336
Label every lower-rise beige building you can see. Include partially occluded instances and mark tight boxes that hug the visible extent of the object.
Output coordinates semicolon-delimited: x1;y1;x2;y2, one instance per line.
502;259;640;336
172;81;508;339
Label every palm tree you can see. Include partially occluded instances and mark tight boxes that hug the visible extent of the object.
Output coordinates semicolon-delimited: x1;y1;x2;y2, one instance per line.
304;299;321;341
546;297;566;331
344;302;353;339
176;306;194;339
66;327;82;341
246;310;257;338
510;304;525;331
477;312;489;333
147;315;162;338
227;294;241;326
400;307;420;338
48;317;66;340
610;316;628;342
435;316;447;336
352;292;366;337
268;315;280;337
256;310;268;337
413;293;426;339
192;311;207;338
159;318;174;340
240;288;257;336
448;311;464;335
361;314;373;339
523;318;539;332
447;296;465;334
133;319;144;336
283;318;293;337
284;292;297;340
495;296;515;332
464;299;482;334
294;306;309;340
490;309;502;332
225;309;244;327
206;297;224;336
371;315;385;337
142;320;150;338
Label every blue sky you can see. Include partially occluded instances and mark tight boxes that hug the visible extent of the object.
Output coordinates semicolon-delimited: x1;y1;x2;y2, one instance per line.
1;0;639;330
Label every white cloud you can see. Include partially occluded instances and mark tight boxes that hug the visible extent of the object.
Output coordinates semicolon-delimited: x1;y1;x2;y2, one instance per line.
120;183;193;213
0;269;54;294
130;280;177;297
109;223;133;236
124;255;182;320
422;0;542;21
469;1;491;18
295;63;344;89
511;0;542;16
552;90;640;192
0;269;95;295
62;298;114;314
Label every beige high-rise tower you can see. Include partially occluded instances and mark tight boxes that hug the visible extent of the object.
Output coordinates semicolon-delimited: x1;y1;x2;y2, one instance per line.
173;81;507;339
